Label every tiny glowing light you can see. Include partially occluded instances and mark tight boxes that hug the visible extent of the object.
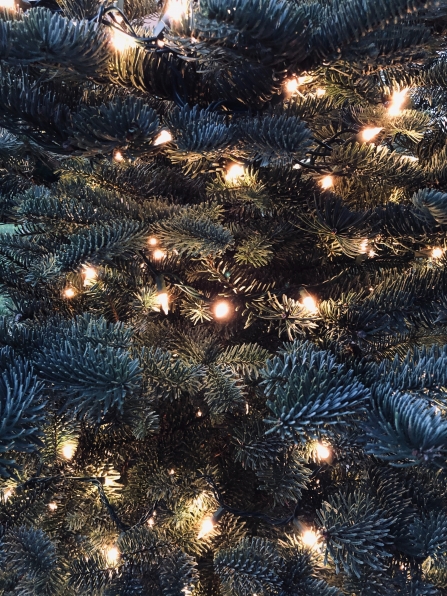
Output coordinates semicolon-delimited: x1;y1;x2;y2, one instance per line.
302;295;318;313
149;237;158;246
285;78;298;94
83;266;97;286
0;0;14;9
213;300;231;320
245;402;249;414
154;130;173;146
197;516;215;539
432;247;444;259
369;249;376;258
157;291;169;315
3;488;13;501
104;476;114;487
111;27;137;52
225;163;245;182
169;469;175;475
388;88;408;117
166;0;187;21
302;529;319;549
316;88;326;97
63;287;76;299
148;517;155;527
320;175;334;190
196;410;203;417
152;249;166;260
297;75;312;85
316;442;331;460
48;502;58;511
114;150;124;162
360;239;369;254
61;442;76;460
360;127;383;142
106;546;120;565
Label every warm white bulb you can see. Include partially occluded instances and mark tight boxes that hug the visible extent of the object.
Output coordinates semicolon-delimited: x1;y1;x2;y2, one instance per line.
104;476;114;487
111;28;137;52
0;0;14;9
320;175;334;190
316;442;331;460
225;164;245;182
197;516;214;539
285;78;298;94
114;150;124;162
213;300;231;320
169;469;175;475
388;89;408;117
48;502;58;511
106;546;120;565
61;442;76;460
316;88;326;97
360;239;369;254
149;237;158;246
148;517;155;527
83;266;97;286
63;287;76;299
196;410;203;417
157;292;169;315
152;249;166;260
302;529;319;549
166;0;187;21
432;247;444;259
3;488;13;501
361;127;383;142
302;295;318;313
154;130;173;146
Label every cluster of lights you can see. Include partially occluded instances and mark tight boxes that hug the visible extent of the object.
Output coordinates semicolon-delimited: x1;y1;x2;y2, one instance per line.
388;89;408;117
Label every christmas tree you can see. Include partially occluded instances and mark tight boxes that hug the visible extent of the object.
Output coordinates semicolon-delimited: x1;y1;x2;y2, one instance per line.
1;0;447;593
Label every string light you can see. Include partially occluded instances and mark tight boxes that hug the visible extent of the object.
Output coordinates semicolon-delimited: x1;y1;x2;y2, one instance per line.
388;88;408;117
106;546;120;565
360;239;369;254
83;266;97;286
148;517;155;527
110;27;137;52
157;291;169;315
301;529;319;549
104;476;114;487
113;150;124;162
0;0;14;9
169;469;175;475
48;502;58;511
285;78;298;94
196;410;203;417
360;127;383;142
225;163;245;182
61;442;76;460
432;247;444;259
315;442;331;461
197;516;215;539
165;0;188;21
3;487;13;501
316;88;326;97
320;175;334;190
154;130;173;145
149;237;158;246
213;300;232;320
300;289;318;313
63;287;76;299
152;249;166;260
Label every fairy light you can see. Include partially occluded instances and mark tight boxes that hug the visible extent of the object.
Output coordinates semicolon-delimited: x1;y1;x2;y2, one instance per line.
157;291;169;315
3;487;13;501
149;237;158;246
301;529;319;549
213;300;232;320
360;239;369;254
83;266;97;286
320;175;334;190
111;27;137;52
316;88;326;97
197;516;215;539
165;0;188;21
316;442;331;461
360;127;383;142
169;469;175;475
48;502;58;511
285;78;298;94
196;410;203;417
225;163;245;182
0;0;15;9
388;88;408;117
63;287;76;299
106;546;120;565
152;249;166;260
432;247;444;259
154;130;173;145
61;442;76;460
113;150;124;162
104;476;114;487
148;517;155;527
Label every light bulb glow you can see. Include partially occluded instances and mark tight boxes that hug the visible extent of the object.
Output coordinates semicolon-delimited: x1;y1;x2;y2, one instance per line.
285;78;298;94
152;249;166;260
0;0;14;9
432;247;444;259
83;266;97;286
361;127;383;142
169;469;175;475
104;476;114;487
302;295;318;313
48;502;58;511
3;488;13;501
166;0;188;21
388;89;408;117
63;287;76;299
197;516;214;539
302;529;319;549
111;27;137;52
360;239;369;254
148;517;155;527
316;88;326;97
316;442;331;460
61;442;76;460
196;410;202;417
213;300;231;320
320;175;334;190
225;163;245;182
157;292;169;315
106;546;120;565
154;130;173;146
114;150;124;162
149;237;158;246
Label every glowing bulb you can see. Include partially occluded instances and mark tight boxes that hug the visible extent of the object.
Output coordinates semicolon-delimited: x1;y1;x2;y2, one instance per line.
3;488;13;501
213;300;231;320
169;469;175;475
152;249;166;260
316;88;326;97
166;0;187;21
154;130;173;146
225;163;245;182
83;266;97;286
316;442;331;460
63;287;76;299
197;516;214;539
302;529;319;549
114;150;124;162
111;28;137;52
368;249;376;258
302;295;318;313
388;88;408;117
148;517;155;527
360;239;368;254
48;502;58;511
196;410;203;417
61;442;76;460
106;546;120;565
285;78;298;94
157;291;169;315
360;127;383;142
104;476;114;487
149;237;158;246
0;0;14;9
432;247;444;259
246;402;249;414
320;175;334;190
